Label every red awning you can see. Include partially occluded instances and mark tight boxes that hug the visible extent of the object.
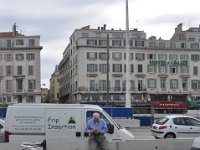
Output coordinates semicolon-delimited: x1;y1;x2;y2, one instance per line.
153;102;188;109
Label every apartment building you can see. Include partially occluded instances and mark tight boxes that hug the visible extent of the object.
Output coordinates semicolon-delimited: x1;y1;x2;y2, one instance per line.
50;65;60;103
0;24;43;104
58;24;200;110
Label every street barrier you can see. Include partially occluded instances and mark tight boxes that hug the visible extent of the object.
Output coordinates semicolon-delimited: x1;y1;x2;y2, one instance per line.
0;139;194;150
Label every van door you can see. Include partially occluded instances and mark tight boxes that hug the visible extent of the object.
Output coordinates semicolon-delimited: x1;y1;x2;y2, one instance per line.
45;108;82;142
83;110;117;141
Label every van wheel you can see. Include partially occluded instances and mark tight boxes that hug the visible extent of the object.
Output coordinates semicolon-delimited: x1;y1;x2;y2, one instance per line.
164;133;175;138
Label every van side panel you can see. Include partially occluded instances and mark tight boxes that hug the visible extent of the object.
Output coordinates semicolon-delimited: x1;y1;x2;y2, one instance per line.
6;107;45;143
45;108;82;142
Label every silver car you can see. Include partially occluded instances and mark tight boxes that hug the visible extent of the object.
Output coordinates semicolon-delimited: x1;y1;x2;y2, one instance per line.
151;115;200;139
0;119;5;142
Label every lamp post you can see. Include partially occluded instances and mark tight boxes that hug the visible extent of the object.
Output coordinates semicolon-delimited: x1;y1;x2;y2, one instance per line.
125;0;131;107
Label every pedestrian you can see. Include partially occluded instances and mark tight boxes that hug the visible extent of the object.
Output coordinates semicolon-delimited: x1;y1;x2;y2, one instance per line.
85;112;108;150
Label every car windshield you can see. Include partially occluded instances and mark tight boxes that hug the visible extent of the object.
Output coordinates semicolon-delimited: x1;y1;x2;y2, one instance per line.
155;117;169;125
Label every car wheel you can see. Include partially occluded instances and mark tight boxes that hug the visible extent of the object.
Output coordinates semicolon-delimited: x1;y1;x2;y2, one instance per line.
164;133;175;138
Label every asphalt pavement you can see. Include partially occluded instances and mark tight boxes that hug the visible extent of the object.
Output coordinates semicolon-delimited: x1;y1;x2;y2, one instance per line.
128;127;155;139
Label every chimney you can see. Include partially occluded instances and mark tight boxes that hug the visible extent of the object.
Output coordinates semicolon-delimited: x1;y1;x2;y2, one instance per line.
12;23;17;37
103;24;106;30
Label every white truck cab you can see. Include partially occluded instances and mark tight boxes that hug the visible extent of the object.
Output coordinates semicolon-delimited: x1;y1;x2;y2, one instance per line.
5;104;134;143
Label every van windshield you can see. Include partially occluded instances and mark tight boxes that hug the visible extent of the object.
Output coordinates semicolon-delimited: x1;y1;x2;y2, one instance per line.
86;111;122;129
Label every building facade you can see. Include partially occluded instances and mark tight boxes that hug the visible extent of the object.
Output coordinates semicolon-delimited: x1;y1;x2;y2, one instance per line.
0;24;43;104
50;65;60;103
58;24;200;110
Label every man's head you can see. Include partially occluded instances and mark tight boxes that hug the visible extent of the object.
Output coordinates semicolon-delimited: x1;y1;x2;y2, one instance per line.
93;112;100;122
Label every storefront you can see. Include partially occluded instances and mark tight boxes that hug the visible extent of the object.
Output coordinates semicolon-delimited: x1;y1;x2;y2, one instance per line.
153;102;188;114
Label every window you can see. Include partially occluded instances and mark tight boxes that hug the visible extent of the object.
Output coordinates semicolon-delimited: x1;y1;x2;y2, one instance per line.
180;54;189;60
138;64;143;73
4;54;13;61
17;66;23;75
149;42;155;48
147;54;156;60
180;43;186;48
159;42;165;48
131;80;135;91
28;65;34;75
99;80;107;91
16;54;24;61
158;54;167;60
112;40;121;47
29;39;35;46
170;79;178;89
99;40;107;46
160;78;166;90
27;96;35;103
138;80;143;91
89;80;95;91
147;65;155;73
180;66;188;74
169;54;178;60
28;80;36;90
191;80;200;90
148;79;156;88
7;40;12;48
193;66;198;75
114;80;120;91
173;118;185;126
27;53;35;60
99;53;107;60
87;52;97;60
87;40;97;46
159;65;167;73
190;43;199;49
99;64;107;73
184;117;200;126
7;97;11;103
16;39;24;45
5;80;12;92
112;33;123;38
87;64;97;72
182;78;188;90
6;66;13;76
191;54;200;61
170;66;177;73
170;43;176;48
112;52;122;60
16;79;23;91
113;64;122;72
135;41;144;47
136;53;145;61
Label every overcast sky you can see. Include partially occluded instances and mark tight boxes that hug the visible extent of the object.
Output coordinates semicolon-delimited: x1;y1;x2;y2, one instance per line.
1;0;200;88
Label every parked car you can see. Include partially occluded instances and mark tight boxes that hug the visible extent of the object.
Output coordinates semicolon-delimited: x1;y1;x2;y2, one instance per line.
191;136;200;150
151;115;200;139
0;119;5;142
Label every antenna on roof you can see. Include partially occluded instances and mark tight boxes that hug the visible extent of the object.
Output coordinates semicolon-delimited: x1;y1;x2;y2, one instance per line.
12;23;17;37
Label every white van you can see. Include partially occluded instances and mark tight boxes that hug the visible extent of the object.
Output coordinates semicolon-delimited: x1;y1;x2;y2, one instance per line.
5;104;134;143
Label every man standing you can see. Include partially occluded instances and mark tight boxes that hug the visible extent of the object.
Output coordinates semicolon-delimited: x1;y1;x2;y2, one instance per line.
85;112;108;150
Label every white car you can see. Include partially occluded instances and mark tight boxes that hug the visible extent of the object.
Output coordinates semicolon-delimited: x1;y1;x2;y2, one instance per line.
0;119;5;142
151;115;200;139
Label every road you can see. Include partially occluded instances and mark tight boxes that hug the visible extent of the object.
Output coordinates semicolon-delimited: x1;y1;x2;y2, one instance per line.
128;127;154;139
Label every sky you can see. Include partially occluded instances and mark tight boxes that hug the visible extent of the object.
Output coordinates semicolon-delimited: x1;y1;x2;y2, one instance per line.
0;0;200;88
